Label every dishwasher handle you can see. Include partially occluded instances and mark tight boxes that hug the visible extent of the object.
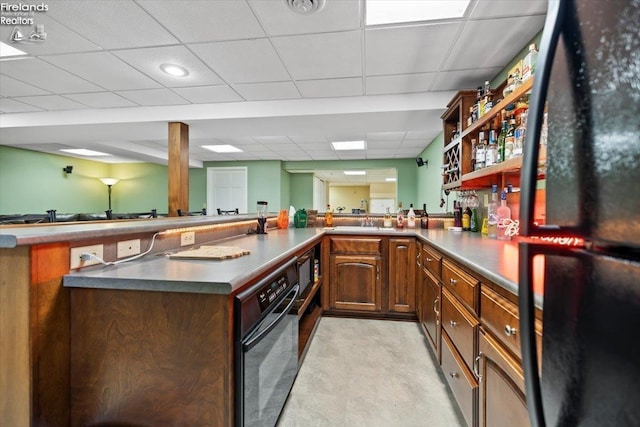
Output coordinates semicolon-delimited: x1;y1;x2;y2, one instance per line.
242;285;299;352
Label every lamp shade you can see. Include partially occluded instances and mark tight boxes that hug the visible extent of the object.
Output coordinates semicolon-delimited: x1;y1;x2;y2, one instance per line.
100;177;119;186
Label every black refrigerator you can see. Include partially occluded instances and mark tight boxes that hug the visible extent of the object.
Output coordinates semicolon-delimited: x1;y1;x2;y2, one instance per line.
518;0;640;426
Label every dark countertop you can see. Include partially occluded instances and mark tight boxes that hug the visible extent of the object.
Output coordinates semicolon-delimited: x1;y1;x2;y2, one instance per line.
63;223;541;307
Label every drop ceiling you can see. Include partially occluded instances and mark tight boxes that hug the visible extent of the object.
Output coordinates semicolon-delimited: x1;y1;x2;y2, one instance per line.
0;0;547;183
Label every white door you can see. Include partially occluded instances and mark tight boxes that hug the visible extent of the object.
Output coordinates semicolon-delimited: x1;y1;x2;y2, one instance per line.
207;167;248;215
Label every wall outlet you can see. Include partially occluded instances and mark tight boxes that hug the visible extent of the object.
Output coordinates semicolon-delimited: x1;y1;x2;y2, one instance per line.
70;244;103;269
180;231;195;246
117;239;141;258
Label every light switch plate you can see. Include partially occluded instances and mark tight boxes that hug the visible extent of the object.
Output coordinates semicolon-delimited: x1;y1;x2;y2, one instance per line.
70;244;103;269
117;239;141;258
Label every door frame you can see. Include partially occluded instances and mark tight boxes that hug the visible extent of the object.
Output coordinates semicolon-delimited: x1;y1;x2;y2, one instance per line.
206;166;248;215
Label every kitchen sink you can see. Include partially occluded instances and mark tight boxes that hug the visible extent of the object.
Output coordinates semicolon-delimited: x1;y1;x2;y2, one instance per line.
327;226;398;232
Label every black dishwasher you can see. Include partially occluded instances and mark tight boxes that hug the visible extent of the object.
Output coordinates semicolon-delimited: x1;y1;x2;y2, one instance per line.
234;258;299;427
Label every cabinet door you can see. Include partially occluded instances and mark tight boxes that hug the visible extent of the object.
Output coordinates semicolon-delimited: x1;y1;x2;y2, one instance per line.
478;328;528;427
388;238;416;313
421;269;440;361
330;254;382;312
415;241;423;320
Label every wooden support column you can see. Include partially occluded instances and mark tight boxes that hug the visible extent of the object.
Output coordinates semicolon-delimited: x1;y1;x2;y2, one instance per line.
168;122;189;217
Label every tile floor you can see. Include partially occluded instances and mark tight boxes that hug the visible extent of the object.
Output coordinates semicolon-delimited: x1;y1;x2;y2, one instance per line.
277;317;466;427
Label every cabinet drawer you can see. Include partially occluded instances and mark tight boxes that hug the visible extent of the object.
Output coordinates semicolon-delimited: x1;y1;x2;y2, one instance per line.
442;331;478;427
330;237;382;254
480;287;542;361
442;287;479;372
443;259;479;315
422;244;442;280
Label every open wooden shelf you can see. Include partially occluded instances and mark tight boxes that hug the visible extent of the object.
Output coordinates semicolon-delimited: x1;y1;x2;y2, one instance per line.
296;276;322;317
298;304;322;361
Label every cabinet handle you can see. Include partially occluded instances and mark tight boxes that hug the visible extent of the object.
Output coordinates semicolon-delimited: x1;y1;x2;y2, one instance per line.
449;320;458;328
376;266;380;280
504;325;518;337
473;354;483;383
416;253;421;266
449;278;457;285
426;257;433;262
433;297;439;316
449;372;458;379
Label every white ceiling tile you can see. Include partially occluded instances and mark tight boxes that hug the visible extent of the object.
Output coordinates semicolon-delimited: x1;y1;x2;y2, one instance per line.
469;0;548;19
273;31;362;80
64;92;138;108
116;89;189;106
366;72;437;95
366;149;395;159
172;85;243;103
113;46;224;87
297;77;363;98
139;0;265;43
0;98;44;113
189;39;290;84
365;140;401;149
249;0;361;36
232;82;300;101
394;147;422;157
289;135;328;144
45;52;162;91
16;95;88;111
366;131;406;141
0;14;100;55
431;67;502;91
443;15;546;70
399;139;429;149
0;58;103;94
405;130;432;139
0;75;50;97
253;136;293;144
46;0;178;49
365;23;461;75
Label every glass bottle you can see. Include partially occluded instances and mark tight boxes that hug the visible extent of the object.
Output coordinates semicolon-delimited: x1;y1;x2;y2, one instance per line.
462;205;471;231
513;110;528;157
497;190;512;241
486;128;497;167
522;43;538;81
325;204;333;227
383;207;392;228
468;191;480;232
471;138;478;171
497;120;507;163
487;184;499;239
420;203;429;229
504;119;516;160
396;202;404;229
453;201;462;228
407;204;416;228
476;132;487;169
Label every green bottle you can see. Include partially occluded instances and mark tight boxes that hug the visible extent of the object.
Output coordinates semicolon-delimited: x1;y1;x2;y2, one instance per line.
497;120;507;163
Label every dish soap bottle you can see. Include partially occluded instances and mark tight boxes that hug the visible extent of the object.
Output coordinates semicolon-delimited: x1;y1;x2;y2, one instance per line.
396;202;404;229
384;207;392;228
407;204;416;228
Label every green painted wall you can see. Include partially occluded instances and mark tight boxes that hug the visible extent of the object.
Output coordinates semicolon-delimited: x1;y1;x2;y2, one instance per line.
492;31;543;87
289;173;313;210
280;169;291;210
417;133;452;213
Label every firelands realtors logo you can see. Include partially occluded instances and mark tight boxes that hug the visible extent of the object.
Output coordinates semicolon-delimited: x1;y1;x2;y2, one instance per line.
1;2;48;44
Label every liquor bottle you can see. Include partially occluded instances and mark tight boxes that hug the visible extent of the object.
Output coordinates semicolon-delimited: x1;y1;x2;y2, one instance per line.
325;204;333;227
470;206;479;232
420;203;429;229
476;132;487;169
383;207;392;228
467;106;474;127
473;86;482;121
453;201;462;228
486;127;497;167
496;190;512;241
483;80;493;114
396;202;404;229
497;120;507;163
522;43;538;81
471;138;477;171
487;184;499;239
504;119;516;160
462;206;471;231
407;204;416;228
513;110;528;157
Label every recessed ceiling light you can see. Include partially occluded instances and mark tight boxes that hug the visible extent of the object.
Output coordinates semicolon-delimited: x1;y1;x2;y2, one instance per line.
365;0;470;26
160;63;189;77
0;42;28;58
331;140;366;151
202;145;243;153
385;177;397;182
60;148;109;156
344;170;366;176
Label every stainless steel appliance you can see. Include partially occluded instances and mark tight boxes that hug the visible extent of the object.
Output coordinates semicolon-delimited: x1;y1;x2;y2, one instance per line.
234;258;299;427
519;0;640;426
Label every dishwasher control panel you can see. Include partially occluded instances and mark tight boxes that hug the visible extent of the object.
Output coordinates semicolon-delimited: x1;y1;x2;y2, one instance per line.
257;275;289;312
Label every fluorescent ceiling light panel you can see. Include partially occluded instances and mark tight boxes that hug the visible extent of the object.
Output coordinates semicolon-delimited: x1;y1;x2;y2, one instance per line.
385;177;397;182
331;140;365;150
202;145;243;153
60;148;109;156
344;170;366;176
365;0;470;25
0;42;28;58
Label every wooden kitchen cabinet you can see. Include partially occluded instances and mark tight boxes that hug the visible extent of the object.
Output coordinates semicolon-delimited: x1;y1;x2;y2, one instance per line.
329;253;382;312
388;237;416;313
478;328;528;427
442;331;479;427
421;269;441;361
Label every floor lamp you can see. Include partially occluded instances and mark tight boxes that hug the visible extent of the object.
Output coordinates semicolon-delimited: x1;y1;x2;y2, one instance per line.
99;178;119;211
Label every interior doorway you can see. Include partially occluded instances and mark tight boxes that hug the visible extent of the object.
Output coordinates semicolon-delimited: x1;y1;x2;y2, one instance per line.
207;167;248;215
